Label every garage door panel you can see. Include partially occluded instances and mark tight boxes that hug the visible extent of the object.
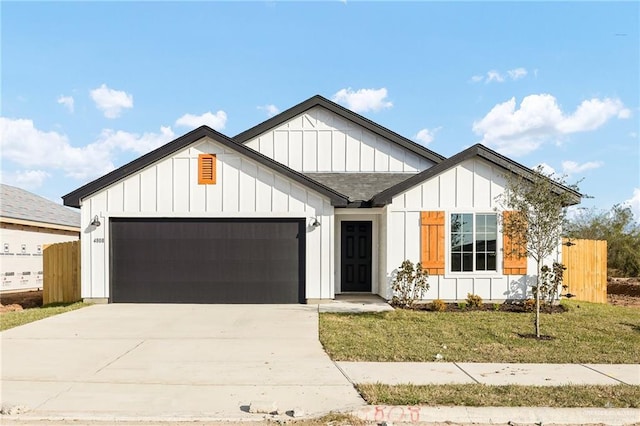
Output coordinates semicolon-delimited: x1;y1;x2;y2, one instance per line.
110;218;305;304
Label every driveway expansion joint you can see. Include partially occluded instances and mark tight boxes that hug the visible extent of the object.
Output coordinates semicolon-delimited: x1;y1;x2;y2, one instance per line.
580;363;630;385
331;360;356;386
93;339;146;375
453;362;480;384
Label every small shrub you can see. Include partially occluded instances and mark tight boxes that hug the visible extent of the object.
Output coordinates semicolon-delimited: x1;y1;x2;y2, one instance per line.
537;262;567;303
466;293;483;308
391;260;429;308
457;302;467;310
431;299;447;312
493;303;501;311
523;298;536;311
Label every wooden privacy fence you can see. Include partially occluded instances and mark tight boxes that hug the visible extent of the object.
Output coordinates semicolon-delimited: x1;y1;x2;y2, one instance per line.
562;238;607;303
43;240;81;304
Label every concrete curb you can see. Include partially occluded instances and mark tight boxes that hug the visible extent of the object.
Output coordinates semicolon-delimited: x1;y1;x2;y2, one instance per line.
352;405;640;425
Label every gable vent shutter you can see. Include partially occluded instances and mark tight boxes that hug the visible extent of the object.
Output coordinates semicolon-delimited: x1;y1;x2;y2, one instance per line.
198;154;216;184
502;211;527;275
421;211;445;275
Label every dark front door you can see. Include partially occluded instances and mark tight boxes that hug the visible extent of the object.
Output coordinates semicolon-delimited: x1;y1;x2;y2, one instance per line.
341;221;372;292
110;218;305;304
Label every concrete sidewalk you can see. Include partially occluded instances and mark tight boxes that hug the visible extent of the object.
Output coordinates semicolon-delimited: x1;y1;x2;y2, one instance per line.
337;362;640;386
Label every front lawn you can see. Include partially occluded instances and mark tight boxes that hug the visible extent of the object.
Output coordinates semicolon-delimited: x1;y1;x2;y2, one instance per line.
0;302;87;331
357;383;640;408
319;300;640;363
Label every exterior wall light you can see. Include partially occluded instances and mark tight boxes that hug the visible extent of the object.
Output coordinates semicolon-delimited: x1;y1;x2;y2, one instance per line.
310;217;321;228
90;215;101;227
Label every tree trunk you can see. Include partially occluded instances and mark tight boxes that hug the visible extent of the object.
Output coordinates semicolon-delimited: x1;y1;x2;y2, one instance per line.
535;261;541;338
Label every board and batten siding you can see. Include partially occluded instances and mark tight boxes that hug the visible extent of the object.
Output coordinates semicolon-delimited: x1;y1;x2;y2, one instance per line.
81;137;335;301
384;157;560;301
245;107;435;173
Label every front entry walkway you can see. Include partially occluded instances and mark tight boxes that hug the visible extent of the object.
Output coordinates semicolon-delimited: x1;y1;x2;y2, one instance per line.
319;294;394;313
0;304;365;421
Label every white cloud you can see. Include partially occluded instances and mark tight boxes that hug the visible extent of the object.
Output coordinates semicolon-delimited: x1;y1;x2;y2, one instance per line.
561;160;603;176
507;67;528;80
175;111;227;130
625;188;640;220
471;68;528;84
617;108;631;119
0;170;51;190
57;95;74;113
557;98;631;133
0;117;175;181
90;84;133;118
486;70;505;83
94;126;175;155
258;104;280;118
472;94;630;156
331;87;393;113
414;127;441;146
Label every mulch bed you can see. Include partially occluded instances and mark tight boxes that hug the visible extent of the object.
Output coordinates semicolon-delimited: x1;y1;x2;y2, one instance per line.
399;301;567;313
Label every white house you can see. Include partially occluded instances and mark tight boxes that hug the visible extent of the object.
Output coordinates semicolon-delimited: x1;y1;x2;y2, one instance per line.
1;184;80;293
63;95;580;304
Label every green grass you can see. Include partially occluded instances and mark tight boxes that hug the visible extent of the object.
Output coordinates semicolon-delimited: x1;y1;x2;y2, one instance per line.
0;302;88;331
357;383;640;408
319;300;640;363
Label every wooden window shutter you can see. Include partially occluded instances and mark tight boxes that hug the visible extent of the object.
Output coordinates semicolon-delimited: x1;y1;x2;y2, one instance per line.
420;211;445;275
198;154;216;184
502;211;527;275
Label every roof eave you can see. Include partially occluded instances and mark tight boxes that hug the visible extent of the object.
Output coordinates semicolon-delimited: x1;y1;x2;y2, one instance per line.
63;126;350;208
370;144;583;206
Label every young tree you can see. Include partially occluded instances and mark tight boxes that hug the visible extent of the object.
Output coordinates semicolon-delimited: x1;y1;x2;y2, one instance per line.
497;166;581;338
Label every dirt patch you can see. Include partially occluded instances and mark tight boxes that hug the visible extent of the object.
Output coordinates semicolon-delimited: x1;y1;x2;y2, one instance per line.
0;290;43;313
607;277;640;307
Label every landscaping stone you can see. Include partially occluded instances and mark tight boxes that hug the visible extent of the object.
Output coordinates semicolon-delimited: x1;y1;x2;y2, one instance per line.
288;407;305;418
248;400;278;414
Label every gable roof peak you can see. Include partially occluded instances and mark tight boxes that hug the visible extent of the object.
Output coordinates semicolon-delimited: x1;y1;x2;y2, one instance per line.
233;94;445;164
370;143;582;206
62;125;349;208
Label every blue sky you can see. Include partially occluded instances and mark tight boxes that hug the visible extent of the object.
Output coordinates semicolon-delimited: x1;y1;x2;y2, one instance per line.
2;1;638;218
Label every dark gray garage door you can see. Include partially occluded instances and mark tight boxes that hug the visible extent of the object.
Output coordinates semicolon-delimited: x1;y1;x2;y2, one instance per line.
110;218;305;304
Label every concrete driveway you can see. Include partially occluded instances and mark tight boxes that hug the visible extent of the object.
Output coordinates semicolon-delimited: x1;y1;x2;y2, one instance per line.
0;304;365;421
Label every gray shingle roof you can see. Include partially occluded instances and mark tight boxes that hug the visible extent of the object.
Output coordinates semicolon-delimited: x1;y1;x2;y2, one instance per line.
304;173;416;202
1;184;80;228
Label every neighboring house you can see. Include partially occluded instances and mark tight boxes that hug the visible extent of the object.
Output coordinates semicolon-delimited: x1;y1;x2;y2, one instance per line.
1;184;80;293
63;95;580;304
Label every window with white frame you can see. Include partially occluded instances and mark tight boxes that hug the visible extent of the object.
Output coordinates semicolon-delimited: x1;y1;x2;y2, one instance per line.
450;213;497;272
